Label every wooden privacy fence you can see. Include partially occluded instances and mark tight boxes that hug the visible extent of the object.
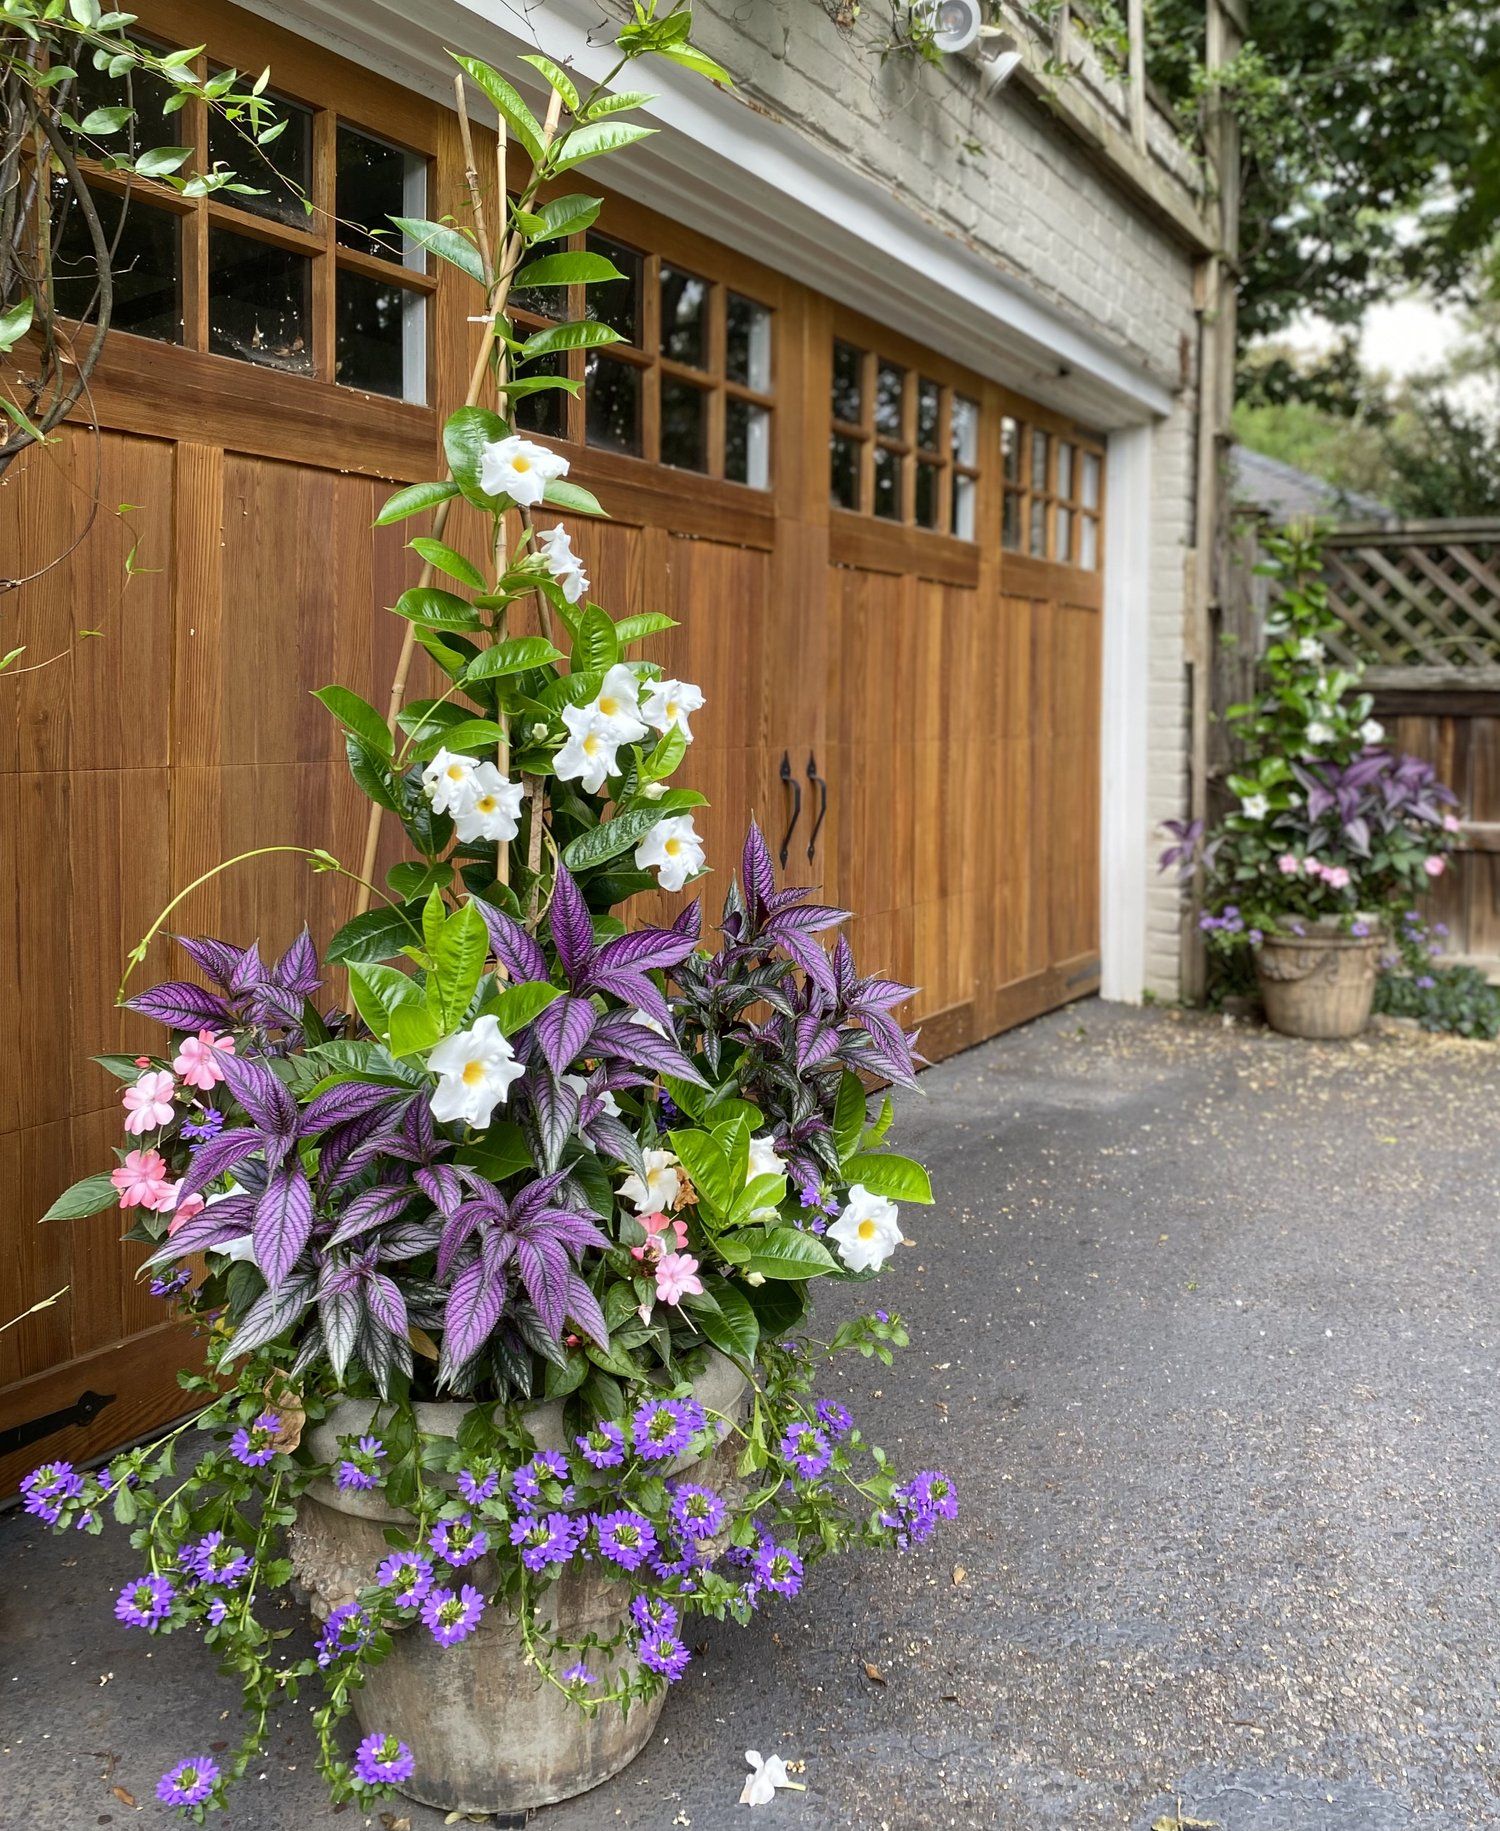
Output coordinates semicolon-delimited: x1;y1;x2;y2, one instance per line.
1215;514;1500;975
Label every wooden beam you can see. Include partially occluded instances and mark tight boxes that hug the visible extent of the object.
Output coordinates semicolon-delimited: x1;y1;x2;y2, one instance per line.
1127;0;1148;153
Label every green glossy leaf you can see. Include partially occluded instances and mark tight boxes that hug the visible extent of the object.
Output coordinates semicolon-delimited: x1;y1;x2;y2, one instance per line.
462;636;564;683
841;1151;933;1204
443;404;510;510
458;1120;531;1182
313;684;391;755
550;119;655;172
487;980;562;1036
427;898;488;1029
390;215;484;284
640;725;686;783
392;586;482;631
582;90;655;121
520;320;623;360
451;55;543;164
513;249;624;289
346;732;400;811
134;144;192;177
658;41;732;83
410;537;486;591
411;717;507;762
348;961;421;1039
42;1171;119;1222
414;626;478;682
833;1070;867;1160
519;51;580;112
737;1226;839;1281
530;193;601;241
389;1001;443;1057
0;297;31;354
685;1279;759;1362
561;804;668;872
326;900;424;965
570;605;619;674
667;1127;734;1217
614;611;677;647
543;477;607;518
375;478;460;526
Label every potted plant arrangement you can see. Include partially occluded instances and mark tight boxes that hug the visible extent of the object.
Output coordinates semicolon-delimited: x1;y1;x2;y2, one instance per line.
21;13;955;1820
1161;528;1462;1039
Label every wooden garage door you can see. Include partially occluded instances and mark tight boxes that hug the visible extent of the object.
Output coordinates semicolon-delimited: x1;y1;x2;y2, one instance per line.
0;4;1104;1490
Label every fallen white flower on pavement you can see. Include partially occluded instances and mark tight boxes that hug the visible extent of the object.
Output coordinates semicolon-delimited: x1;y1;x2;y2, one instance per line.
739;1750;805;1807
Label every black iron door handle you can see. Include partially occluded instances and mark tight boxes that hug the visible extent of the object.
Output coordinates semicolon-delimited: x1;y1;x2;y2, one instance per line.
779;751;802;867
806;752;828;864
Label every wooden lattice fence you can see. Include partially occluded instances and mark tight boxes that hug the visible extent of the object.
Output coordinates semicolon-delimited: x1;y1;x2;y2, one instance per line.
1320;519;1500;671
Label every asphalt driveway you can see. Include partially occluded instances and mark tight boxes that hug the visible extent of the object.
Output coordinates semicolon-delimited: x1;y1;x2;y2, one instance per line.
4;1002;1498;1829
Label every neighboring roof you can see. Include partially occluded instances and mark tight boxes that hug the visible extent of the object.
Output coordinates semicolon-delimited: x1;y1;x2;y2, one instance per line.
1231;445;1395;526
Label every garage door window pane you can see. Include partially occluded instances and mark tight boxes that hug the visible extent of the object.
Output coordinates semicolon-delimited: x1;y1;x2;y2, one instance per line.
337;271;424;401
873;446;900;519
209;229;312;372
1080;515;1099;569
1002;491;1023;550
1029;498;1048;557
585;234;642;344
661;374;709;472
1056;505;1073;563
832;340;863;423
1001;415;1020;482
874;362;904;436
209;88;312;228
52;182;181;342
951;395;978;467
727;294;772;390
1081;450;1101;510
727;398;771;489
952;474;976;541
1030;427;1050;492
336;125;426;265
916;378;941;452
915;459;939;528
585;353;641;455
830;434;859;509
660;265;707;368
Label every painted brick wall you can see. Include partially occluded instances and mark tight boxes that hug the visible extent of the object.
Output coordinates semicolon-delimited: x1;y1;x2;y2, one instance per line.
682;1;1196;996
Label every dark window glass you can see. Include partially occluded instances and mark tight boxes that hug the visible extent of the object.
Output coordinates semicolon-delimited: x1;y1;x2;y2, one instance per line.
584;352;641;455
830;434;859;510
916;378;940;451
1030;427;1050;492
51;180;181;342
208;86;312;228
510;281;566;321
873;446;900;519
208;228;312;372
336;271;422;400
831;340;862;423
584;233;642;344
514;354;567;439
336;125;424;263
661;375;708;472
915;459;939;529
874;362;904;436
726;294;772;390
70;36;180;156
726;398;771;489
660;265;707;368
1001;415;1020;482
1002;491;1023;550
1029;498;1048;557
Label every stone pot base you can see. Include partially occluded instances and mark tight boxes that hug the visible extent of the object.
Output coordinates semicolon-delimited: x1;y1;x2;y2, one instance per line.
1255;923;1383;1039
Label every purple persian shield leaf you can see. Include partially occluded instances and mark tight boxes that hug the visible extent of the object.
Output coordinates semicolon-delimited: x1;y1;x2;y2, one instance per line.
742;821;775;922
223;1269;315;1362
228;942;265;997
507;1168;572;1220
175;1127;264;1200
247;982;307;1031
671;899;702;942
530;995;597;1076
415;1162;463;1216
326;1185;418;1248
592;925;700;976
443;1256;507;1366
765;901;849;937
473;896;549;983
173;935;246;992
769;925;838;996
527;1207;610;1256
850;975;916;1015
588;967;674;1028
548;867;595;984
274;927;322;995
513;1236;570;1336
793;1013;841;1071
589;1011;706;1085
253;1164;315;1290
216;1050;298;1146
142;1208;251;1267
374;1221;442;1262
318;1105;405;1191
319;1281;363;1382
124;981;234;1032
582;1113;647;1179
564;1273;609;1347
436;1204;486;1282
526;1073;580;1173
363;1270;408;1337
301;1081;406;1137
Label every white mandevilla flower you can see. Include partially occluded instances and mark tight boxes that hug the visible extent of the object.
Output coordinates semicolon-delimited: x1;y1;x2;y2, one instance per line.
477;434;568;508
1306;720;1333;746
536;523;589;605
554;705;621;795
588;663;650;745
451;763;524;844
828;1183;902;1273
1240;793;1268;821
1297;637;1323;661
421;748;479;817
563;1072;620;1118
428;1015;524;1129
619;1149;681;1215
739;1750;802;1807
747;1133;786;1183
635;814;706;893
1360;718;1385;744
641;677;705;742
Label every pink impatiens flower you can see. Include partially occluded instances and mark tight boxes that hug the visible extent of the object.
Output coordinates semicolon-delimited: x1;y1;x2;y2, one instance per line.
1424;855;1447;877
629;1210;688;1263
1323;865;1351;890
166;1187;207;1233
122;1070;176;1136
1444;814;1461;833
1276;854;1300;876
112;1149;173;1210
173;1030;234;1091
654;1251;703;1306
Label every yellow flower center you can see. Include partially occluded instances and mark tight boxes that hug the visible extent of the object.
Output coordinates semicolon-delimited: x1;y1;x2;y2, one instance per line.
462;1061;486;1086
446;764;465;781
666;700;679;718
598;695;619;717
512;455;532;472
664;837;683;856
583;734;601;757
475;795;496;814
857;1218;877;1241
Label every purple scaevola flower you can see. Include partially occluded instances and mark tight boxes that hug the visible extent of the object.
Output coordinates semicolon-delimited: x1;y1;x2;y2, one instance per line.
632;1398;696;1461
510;1511;584;1573
815;1399;853;1439
157;1756;219;1808
352;1732;415;1788
638;1631;691;1682
430;1514;488;1569
228;1412;280;1468
780;1423;831;1480
20;1460;84;1524
334;1435;385;1493
376;1550;433;1606
150;1265;192;1298
181;1531;251;1587
751;1541;804;1598
630;1593;679;1636
115;1573;175;1629
576;1421;626;1469
422;1583;485;1646
669;1483;726;1540
314;1603;370;1668
180;1109;225;1144
457;1467;500;1506
561;1662;596;1686
511;1450;573;1512
594;1509;657;1571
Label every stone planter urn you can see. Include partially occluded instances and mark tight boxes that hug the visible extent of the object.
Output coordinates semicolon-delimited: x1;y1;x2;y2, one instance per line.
1254;920;1383;1040
289;1351;748;1816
